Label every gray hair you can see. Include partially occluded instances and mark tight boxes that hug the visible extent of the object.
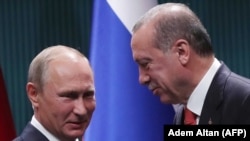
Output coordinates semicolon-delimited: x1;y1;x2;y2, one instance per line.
27;45;86;92
132;3;213;57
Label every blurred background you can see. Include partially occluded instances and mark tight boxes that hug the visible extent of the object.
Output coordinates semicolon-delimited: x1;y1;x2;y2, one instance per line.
1;0;250;136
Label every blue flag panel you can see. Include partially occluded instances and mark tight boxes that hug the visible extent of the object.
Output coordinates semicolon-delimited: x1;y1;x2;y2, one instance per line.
84;1;175;141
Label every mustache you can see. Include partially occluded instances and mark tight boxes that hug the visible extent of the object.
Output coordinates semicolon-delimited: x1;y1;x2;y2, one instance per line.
148;82;158;91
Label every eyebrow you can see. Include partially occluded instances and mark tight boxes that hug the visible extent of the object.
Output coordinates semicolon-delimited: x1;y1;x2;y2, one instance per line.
135;58;151;64
58;86;95;95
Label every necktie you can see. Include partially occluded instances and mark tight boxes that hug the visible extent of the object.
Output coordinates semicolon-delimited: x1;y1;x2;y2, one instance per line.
184;107;197;125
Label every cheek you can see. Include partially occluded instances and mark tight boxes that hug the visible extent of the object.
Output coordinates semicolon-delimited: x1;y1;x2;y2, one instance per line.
151;65;174;89
50;98;75;117
52;105;74;123
85;100;96;113
38;93;55;110
151;65;169;81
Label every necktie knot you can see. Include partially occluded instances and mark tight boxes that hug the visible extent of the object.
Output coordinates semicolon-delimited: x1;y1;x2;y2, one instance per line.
184;107;197;125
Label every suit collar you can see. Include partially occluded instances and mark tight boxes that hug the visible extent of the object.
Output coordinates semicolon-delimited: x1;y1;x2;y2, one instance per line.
199;63;231;124
19;122;49;141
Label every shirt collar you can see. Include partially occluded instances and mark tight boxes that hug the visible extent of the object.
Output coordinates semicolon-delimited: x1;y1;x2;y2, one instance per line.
187;58;221;116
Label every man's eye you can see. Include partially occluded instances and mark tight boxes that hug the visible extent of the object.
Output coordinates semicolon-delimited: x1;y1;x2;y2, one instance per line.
60;92;78;99
84;91;95;99
139;62;146;67
66;94;77;99
140;62;149;69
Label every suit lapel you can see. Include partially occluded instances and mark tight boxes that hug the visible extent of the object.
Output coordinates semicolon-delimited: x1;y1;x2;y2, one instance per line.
20;122;49;141
199;63;230;124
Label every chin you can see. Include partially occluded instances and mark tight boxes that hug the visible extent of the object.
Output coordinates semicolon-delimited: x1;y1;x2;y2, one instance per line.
65;129;85;139
159;96;172;104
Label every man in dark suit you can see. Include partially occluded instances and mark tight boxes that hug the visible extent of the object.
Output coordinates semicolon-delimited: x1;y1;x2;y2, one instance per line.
13;45;96;140
130;2;250;124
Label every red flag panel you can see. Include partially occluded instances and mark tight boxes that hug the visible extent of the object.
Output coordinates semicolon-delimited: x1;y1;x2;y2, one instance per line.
0;68;16;140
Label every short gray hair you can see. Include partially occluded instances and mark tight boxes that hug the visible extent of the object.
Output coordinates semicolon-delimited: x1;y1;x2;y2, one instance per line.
132;3;213;57
27;45;86;92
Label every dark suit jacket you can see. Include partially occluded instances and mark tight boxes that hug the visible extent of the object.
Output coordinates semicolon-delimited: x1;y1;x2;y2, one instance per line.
12;122;49;141
174;63;250;125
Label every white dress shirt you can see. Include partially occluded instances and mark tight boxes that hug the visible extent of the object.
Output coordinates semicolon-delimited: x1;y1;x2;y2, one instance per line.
186;58;221;124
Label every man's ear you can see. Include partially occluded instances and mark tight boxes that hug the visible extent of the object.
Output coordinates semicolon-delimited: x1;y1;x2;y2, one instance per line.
26;82;39;109
173;39;190;65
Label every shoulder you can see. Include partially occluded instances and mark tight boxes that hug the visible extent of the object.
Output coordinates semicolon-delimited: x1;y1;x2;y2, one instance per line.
14;123;49;141
216;63;250;91
213;63;250;107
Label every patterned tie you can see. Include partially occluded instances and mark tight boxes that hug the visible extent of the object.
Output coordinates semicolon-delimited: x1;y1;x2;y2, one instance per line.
184;107;197;125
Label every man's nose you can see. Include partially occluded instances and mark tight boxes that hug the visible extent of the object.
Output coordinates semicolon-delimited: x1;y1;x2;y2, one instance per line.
139;70;150;85
74;99;87;116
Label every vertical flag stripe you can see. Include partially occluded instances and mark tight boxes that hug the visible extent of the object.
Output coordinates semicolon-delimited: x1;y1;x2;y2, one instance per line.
0;67;16;140
84;1;175;141
107;0;157;33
